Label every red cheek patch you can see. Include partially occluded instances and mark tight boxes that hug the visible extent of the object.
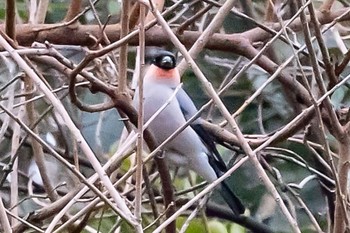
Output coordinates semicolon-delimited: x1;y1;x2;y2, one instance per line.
145;65;181;85
153;67;177;79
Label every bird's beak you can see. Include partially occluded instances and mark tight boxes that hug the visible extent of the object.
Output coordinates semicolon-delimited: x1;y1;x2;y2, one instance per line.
160;56;174;69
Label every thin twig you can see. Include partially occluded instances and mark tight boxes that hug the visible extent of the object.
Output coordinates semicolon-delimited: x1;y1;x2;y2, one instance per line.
6;208;44;232
335;48;350;76
255;72;350;152
179;195;210;233
177;0;237;74
114;84;184;184
86;0;185;58
263;160;323;233
53;122;155;232
176;3;213;34
50;92;187;232
269;153;334;185
34;0;100;32
35;0;50;24
23;75;60;202
53;197;100;232
0;35;139;228
220;0;315;126
0;196;11;232
10;81;25;226
152;158;248;233
297;3;348;230
118;0;130;95
0;99;56;187
0;100;135;229
308;3;338;87
134;0;146;223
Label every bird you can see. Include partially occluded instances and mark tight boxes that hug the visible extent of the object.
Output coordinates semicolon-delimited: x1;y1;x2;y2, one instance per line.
133;49;245;215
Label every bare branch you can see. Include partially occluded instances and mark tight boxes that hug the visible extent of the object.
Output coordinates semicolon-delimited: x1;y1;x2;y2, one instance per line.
0;196;11;232
0;34;139;228
134;0;146;222
64;0;82;22
35;0;50;23
177;0;241;74
5;0;16;39
319;0;336;12
118;0;131;94
23;75;60;203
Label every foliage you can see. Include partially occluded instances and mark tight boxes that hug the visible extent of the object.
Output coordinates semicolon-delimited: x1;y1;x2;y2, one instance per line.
0;0;350;233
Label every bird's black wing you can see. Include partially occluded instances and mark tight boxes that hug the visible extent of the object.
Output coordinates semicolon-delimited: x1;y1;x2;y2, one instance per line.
175;88;227;173
193;123;245;215
176;88;245;215
191;124;227;172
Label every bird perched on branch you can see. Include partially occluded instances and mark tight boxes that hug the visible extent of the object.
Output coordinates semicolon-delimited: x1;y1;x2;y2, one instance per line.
133;50;245;215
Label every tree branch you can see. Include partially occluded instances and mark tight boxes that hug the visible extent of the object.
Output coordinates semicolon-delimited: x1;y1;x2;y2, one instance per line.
64;0;82;22
5;0;16;39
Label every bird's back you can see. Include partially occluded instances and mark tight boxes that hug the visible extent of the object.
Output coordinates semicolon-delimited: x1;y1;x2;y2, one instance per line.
138;82;202;152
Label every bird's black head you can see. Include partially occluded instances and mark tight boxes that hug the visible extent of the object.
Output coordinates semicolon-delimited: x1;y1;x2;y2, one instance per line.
151;51;176;70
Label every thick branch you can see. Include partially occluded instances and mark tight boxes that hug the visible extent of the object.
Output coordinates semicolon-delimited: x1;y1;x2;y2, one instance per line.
5;0;16;39
334;133;350;233
2;6;349;48
64;0;82;22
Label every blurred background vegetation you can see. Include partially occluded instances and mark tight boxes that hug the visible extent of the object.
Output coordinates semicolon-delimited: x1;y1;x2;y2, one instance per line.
0;0;350;232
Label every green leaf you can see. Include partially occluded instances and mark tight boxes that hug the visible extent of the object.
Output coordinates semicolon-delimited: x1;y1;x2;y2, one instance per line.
229;223;246;233
208;220;228;233
176;217;206;233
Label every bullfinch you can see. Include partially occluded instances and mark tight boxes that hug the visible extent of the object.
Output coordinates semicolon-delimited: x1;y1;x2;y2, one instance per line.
133;50;245;215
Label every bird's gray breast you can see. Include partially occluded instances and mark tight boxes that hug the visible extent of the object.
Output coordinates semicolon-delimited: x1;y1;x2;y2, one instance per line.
138;84;204;154
142;84;185;143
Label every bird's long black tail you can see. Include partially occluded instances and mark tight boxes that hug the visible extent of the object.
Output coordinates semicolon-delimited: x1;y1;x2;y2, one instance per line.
207;151;245;215
220;180;245;215
191;123;245;215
